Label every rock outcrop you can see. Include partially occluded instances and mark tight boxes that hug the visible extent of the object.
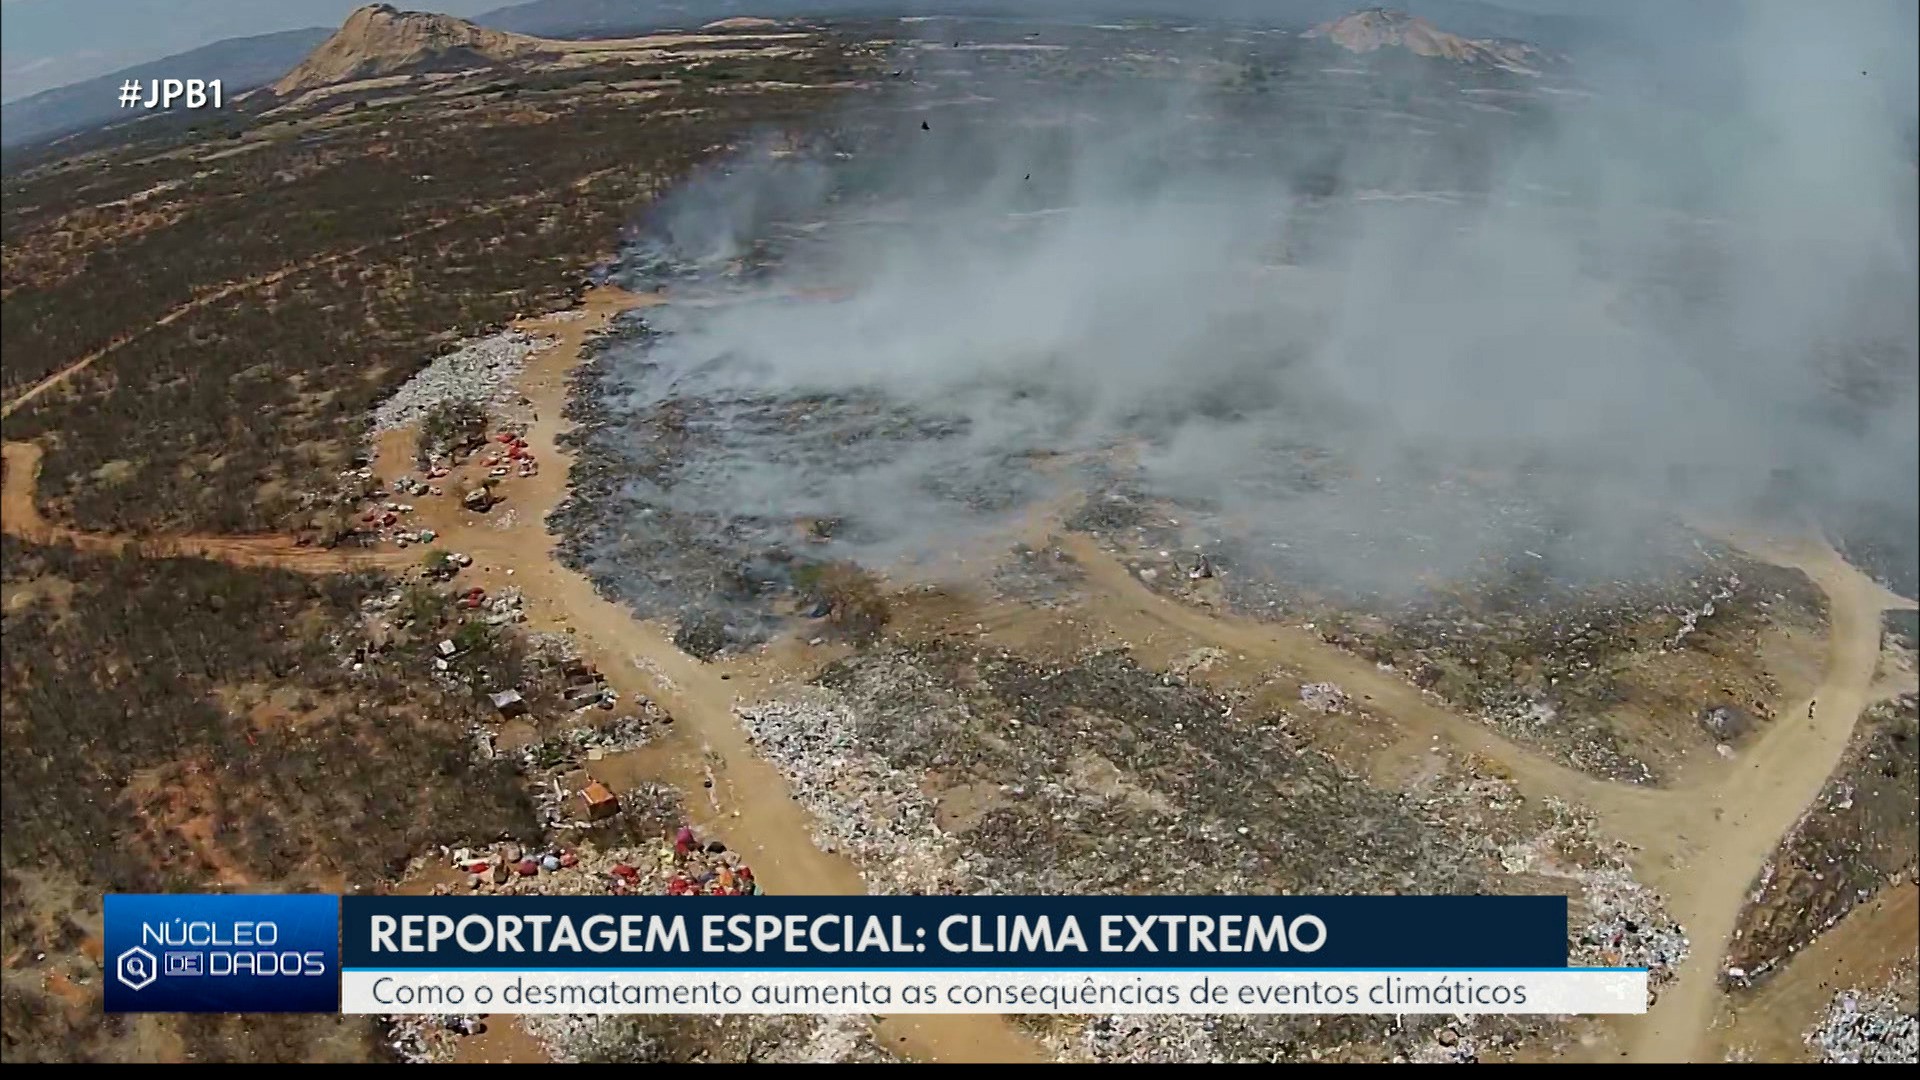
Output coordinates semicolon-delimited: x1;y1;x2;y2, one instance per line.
1305;7;1551;76
274;4;551;96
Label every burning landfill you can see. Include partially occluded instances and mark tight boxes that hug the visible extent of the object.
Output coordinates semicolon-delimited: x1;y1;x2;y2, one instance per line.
368;10;1910;1066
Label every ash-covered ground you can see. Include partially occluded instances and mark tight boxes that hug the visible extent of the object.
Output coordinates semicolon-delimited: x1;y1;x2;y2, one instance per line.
553;14;1913;774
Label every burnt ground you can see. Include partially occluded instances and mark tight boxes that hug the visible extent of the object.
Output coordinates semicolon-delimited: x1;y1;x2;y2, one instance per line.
1727;690;1919;986
540;25;1574;658
738;630;1688;1063
1067;473;1833;786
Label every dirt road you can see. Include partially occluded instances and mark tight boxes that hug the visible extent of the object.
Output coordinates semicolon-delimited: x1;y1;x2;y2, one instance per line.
1040;530;1913;1064
369;289;1052;1064
0;440;411;573
1614;536;1917;1063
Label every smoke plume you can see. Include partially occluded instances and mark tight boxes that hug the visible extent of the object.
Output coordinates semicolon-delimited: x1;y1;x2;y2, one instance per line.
585;4;1918;611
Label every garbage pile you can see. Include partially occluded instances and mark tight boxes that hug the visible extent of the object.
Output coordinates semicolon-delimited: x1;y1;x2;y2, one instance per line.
478;430;540;480
727;637;1684;1060
1298;681;1350;714
430;842;588;894
660;826;763;896
1498;799;1690;993
390;474;439;497
372;330;550;433
522;709;662;767
388;1014;488;1064
738;690;972;895
1805;975;1919;1064
344;477;458;547
1668;573;1740;651
481;586;527;626
1076;1014;1224;1065
424;550;473;581
423;824;762;899
1570;865;1689;993
385;823;785;1066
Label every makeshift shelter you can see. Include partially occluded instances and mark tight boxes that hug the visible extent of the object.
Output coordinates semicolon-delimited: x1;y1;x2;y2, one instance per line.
580;781;620;821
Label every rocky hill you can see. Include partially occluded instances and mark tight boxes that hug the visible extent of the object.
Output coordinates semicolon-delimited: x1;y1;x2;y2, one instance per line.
273;4;553;96
1305;7;1552;76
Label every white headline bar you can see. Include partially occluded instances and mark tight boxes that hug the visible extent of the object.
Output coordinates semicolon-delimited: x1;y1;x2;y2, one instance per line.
343;969;1647;1015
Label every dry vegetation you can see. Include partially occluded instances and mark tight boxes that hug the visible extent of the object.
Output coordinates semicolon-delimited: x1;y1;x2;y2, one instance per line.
0;535;538;1061
0;29;885;1064
2;38;879;535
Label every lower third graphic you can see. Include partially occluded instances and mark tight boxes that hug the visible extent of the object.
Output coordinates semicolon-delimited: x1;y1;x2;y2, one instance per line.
104;894;339;1013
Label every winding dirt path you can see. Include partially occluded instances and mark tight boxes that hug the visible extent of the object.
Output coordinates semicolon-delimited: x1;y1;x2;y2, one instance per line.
1614;536;1916;1063
1;192;549;422
1045;529;1914;1063
1;439;411;573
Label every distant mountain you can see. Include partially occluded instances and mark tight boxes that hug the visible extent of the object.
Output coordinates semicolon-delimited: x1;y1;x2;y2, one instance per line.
0;27;328;148
273;4;551;96
475;0;1601;49
478;0;703;38
1305;7;1555;76
2;2;1602;148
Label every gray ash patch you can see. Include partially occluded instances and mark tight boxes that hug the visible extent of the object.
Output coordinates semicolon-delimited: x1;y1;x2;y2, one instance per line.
552;308;1065;650
989;542;1086;604
1068;464;1825;785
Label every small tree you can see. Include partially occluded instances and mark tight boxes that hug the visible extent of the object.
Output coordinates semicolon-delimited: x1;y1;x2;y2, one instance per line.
418;399;488;466
422;550;455;580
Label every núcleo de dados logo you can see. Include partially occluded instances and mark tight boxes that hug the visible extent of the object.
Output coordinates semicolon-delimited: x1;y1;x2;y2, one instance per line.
104;895;340;1013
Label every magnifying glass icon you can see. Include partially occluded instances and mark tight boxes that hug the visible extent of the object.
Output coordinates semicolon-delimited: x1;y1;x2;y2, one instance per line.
122;953;152;984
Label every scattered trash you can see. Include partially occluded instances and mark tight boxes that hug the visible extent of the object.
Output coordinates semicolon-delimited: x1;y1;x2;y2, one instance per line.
1805;970;1919;1063
372;330;551;433
1299;682;1351;714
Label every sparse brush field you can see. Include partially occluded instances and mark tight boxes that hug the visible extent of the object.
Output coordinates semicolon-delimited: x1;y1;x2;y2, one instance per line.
1;36;881;535
0;535;539;1061
0;29;886;1064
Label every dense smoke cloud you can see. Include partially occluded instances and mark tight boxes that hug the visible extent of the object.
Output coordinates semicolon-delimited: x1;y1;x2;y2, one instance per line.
595;3;1917;604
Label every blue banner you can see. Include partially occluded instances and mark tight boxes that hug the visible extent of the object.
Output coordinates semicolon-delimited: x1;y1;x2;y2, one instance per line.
343;896;1568;970
105;894;340;1013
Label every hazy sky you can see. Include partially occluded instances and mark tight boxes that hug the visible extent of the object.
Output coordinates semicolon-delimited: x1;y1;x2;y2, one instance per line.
1;0;1665;104
0;0;502;101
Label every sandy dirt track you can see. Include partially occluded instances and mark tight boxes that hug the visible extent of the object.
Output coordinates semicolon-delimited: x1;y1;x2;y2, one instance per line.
1;439;412;573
